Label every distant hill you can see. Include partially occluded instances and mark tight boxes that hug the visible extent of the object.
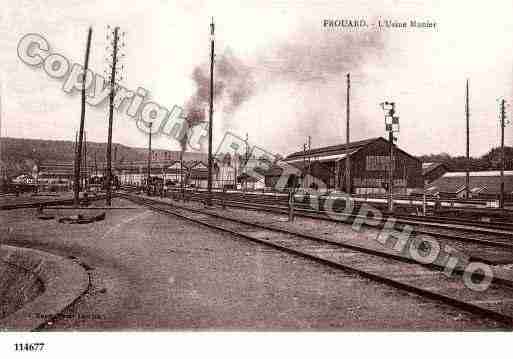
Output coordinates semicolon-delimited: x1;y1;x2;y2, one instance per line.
0;137;207;178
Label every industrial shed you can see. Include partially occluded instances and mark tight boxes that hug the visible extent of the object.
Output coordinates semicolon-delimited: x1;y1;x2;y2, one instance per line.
422;162;448;184
265;137;423;194
425;170;513;200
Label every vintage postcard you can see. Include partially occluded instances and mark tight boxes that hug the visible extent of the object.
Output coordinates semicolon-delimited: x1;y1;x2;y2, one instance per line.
0;0;512;357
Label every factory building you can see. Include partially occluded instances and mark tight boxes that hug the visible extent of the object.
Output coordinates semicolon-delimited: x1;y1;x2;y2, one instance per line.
266;137;423;194
117;159;234;189
422;162;447;184
425;170;513;200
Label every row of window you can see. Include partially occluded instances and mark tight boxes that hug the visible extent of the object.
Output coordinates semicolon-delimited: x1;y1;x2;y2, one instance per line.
353;177;407;187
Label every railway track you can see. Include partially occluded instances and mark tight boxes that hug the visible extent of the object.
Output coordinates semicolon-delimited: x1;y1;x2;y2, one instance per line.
139;188;513;259
0;194;109;210
152;187;513;231
121;192;513;328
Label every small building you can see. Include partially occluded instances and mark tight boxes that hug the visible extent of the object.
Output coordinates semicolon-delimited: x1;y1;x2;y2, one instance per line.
215;154;237;189
422;162;447;184
12;174;36;185
164;161;187;186
426;170;513;200
187;161;210;188
266;137;423;194
38;161;91;191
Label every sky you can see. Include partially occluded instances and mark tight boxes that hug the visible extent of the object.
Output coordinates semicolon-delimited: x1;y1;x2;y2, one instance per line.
1;0;513;158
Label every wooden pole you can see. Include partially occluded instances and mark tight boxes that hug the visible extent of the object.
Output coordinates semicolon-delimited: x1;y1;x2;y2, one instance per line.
303;143;306;189
345;73;351;194
465;79;470;200
288;189;295;222
83;131;87;191
146;122;152;195
500;99;506;209
308;135;311;189
106;26;119;206
74;27;92;206
207;18;215;205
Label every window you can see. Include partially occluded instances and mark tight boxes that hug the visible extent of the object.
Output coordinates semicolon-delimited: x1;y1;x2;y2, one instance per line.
366;156;390;171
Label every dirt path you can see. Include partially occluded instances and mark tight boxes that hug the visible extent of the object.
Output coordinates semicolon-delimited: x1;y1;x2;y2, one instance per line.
0;199;504;330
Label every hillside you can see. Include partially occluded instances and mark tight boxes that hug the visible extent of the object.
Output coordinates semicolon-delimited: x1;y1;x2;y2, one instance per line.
0;137;207;178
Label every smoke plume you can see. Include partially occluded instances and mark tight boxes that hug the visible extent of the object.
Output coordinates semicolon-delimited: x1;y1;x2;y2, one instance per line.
184;23;388;154
185;50;255;123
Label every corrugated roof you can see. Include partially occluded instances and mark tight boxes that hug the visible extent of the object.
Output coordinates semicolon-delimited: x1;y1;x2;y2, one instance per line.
422;162;446;176
428;171;513;195
286;137;382;160
444;170;513;177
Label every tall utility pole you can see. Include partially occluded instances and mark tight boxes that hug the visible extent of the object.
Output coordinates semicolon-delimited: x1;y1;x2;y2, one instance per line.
106;26;119;206
233;149;237;188
83;131;87;191
345;73;351;194
74;27;92;206
146;122;153;195
74;131;78;191
207;18;215;205
388;126;395;212
465;79;470;200
180;150;184;201
94;151;97;179
303;143;307;188
500;99;507;209
307;135;311;189
0;79;4;186
243;133;249;191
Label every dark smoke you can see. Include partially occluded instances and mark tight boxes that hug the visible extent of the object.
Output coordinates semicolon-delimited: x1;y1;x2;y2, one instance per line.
184;49;255;137
184;23;387;152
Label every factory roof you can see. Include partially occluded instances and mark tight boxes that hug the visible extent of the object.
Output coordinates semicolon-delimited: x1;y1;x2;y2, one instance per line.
426;170;513;195
285;137;420;164
286;137;381;161
422;162;444;174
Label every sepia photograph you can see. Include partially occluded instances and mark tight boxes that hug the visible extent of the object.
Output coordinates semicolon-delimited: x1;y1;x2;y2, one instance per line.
0;0;512;356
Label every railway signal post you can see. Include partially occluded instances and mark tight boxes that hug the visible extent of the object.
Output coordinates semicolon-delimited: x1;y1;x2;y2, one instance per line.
381;101;399;213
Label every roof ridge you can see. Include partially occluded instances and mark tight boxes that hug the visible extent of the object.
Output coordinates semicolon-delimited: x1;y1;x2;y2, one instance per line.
286;137;383;159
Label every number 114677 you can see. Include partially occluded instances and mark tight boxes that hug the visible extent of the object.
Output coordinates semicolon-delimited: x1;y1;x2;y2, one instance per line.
14;343;45;352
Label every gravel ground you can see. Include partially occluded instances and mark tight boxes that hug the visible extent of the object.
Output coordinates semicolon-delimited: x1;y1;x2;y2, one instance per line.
0;198;505;330
0;192;71;206
156;195;513;269
0;261;44;320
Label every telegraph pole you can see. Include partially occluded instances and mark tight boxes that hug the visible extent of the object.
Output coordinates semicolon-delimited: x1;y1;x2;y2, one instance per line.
345;73;351;194
0;79;4;187
465;79;470;200
389;127;394;212
500;99;506;209
180;150;184;201
207;18;215;205
303;143;307;188
74;27;92;206
106;26;119;206
83;131;87;191
94;151;97;179
307;135;311;189
146;122;153;195
243;133;249;191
